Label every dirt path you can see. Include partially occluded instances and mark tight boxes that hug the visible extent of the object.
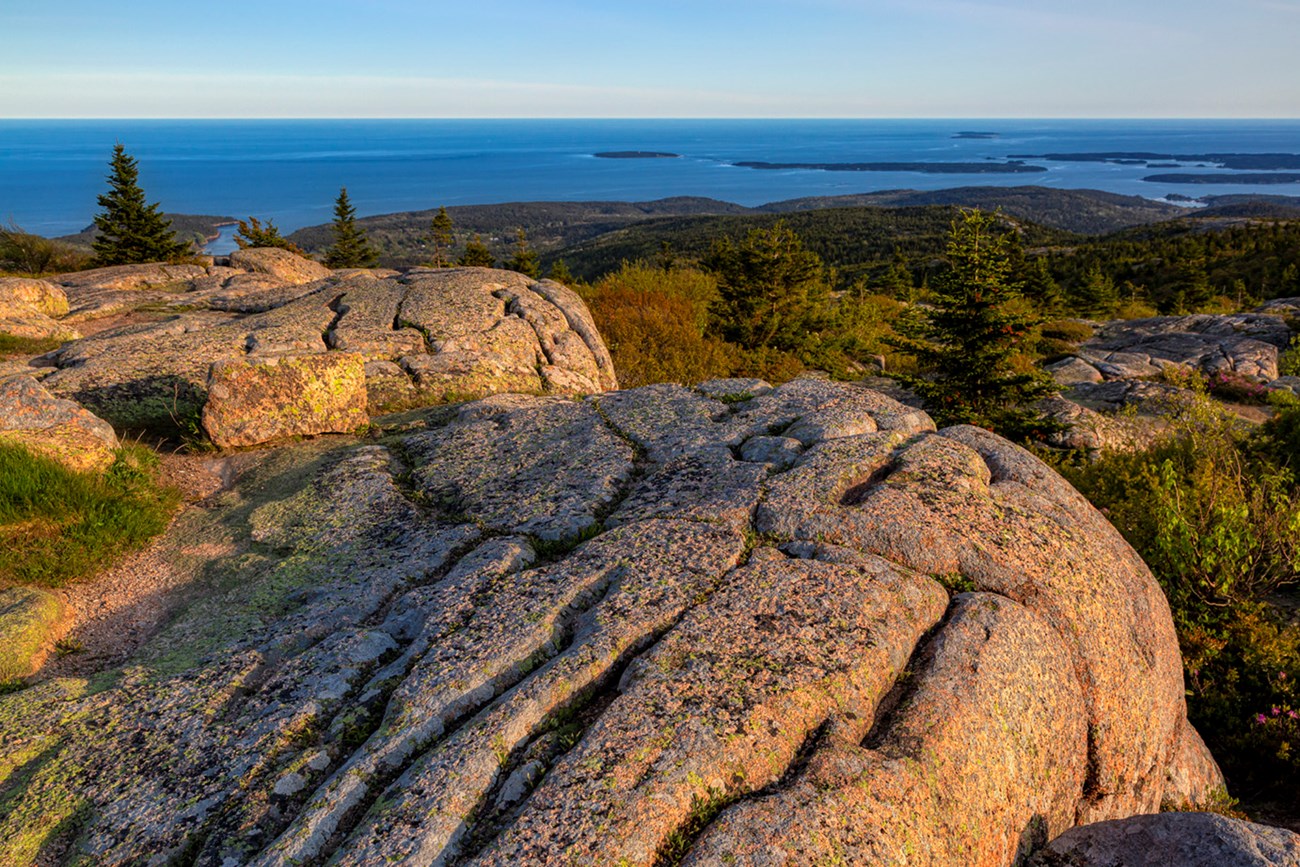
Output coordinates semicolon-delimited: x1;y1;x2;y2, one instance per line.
37;452;250;678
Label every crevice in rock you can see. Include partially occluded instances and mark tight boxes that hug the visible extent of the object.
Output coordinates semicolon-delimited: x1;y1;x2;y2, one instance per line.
444;675;624;865
299;566;627;867
649;718;833;867
862;589;960;751
527;280;613;382
443;566;733;867
840;454;902;506
394;287;436;354
322;293;348;351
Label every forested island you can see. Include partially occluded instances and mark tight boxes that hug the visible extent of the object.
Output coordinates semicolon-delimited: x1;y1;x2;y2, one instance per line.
1145;172;1300;185
733;160;1047;174
1012;151;1300;170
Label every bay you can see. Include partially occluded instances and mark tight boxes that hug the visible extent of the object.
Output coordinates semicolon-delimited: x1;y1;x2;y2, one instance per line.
3;118;1300;237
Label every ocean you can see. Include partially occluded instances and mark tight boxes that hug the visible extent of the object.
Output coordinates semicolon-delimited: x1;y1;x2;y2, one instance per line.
3;118;1300;240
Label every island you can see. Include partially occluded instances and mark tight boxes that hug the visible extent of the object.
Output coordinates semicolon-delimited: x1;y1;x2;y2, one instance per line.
1143;172;1300;185
952;131;1000;139
1010;152;1300;170
733;160;1047;174
593;151;680;159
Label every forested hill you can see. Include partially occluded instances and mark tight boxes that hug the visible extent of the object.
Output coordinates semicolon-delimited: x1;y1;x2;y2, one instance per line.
545;205;1075;284
758;185;1187;234
285;186;1202;267
286;197;751;267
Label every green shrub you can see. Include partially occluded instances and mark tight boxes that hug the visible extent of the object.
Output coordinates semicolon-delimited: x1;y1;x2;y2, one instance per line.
0;442;178;587
0;222;91;276
1279;334;1300;378
1059;390;1300;809
1040;319;1095;345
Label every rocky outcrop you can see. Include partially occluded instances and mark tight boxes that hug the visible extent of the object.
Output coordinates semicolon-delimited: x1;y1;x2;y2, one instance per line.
0;277;79;342
1071;312;1293;383
201;353;369;448
0;375;118;472
228;247;334;285
0;378;1219;866
32;265;616;434
1033;813;1300;866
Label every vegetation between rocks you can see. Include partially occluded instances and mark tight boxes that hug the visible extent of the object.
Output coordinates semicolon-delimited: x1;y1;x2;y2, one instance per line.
0;442;178;588
1058;384;1300;816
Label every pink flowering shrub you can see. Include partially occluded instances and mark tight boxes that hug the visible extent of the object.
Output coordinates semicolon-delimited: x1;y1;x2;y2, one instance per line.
1205;370;1270;404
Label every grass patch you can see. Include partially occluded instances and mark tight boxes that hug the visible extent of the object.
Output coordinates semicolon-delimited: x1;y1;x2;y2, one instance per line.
0;334;65;359
0;442;179;587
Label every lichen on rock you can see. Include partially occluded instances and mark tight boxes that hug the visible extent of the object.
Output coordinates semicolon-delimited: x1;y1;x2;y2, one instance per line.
0;377;1227;866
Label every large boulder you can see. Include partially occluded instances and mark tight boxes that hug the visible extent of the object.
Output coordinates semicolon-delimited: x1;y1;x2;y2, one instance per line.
39;267;617;432
1033;812;1300;866
0;378;1224;866
0;277;79;342
0;375;118;472
227;247;333;285
201;353;369;448
0;277;70;318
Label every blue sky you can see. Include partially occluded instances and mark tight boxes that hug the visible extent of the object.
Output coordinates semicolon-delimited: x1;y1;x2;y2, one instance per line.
2;0;1297;117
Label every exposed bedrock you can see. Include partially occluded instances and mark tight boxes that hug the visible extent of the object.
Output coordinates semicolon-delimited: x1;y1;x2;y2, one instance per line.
0;378;1221;866
28;259;616;434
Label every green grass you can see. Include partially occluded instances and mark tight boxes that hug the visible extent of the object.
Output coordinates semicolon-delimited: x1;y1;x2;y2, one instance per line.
0;442;179;587
0;334;65;359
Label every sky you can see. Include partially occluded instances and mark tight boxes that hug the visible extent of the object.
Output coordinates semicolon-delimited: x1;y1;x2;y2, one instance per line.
1;0;1297;118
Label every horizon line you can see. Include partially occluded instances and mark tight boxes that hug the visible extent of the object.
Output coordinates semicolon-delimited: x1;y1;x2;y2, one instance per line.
4;116;1300;122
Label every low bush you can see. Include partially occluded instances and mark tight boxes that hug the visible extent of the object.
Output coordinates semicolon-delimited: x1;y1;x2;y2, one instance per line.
580;263;737;388
0;222;91;275
1205;370;1270;405
1059;387;1300;812
0;442;178;587
1279;334;1300;378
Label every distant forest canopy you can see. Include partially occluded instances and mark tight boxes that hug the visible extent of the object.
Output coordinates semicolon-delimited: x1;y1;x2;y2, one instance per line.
273;187;1300;315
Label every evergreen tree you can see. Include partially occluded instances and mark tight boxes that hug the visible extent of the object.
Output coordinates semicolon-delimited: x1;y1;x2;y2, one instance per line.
889;210;1057;437
91;144;189;266
656;240;677;272
1072;264;1120;318
427;206;454;267
1173;259;1215;312
704;221;828;353
547;259;575;285
1021;256;1063;317
881;252;915;301
322;187;379;268
234;216;304;256
458;234;495;267
505;228;541;278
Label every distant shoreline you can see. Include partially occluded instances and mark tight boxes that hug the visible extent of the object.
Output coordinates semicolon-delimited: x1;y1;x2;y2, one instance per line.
593;151;680;159
733;160;1047;175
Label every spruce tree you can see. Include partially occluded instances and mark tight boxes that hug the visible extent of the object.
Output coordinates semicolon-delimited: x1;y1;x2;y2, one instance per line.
505;228;540;278
322;187;379;268
427;206;454;267
546;259;575;285
1072;264;1119;318
458;234;495;267
704;221;828;353
91;144;188;266
889;210;1057;437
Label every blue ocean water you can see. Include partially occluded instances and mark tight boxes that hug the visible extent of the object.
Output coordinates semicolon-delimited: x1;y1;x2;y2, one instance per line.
3;119;1300;237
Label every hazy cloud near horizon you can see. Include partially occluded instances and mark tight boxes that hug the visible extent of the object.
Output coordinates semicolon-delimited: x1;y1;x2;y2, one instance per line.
1;0;1296;117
